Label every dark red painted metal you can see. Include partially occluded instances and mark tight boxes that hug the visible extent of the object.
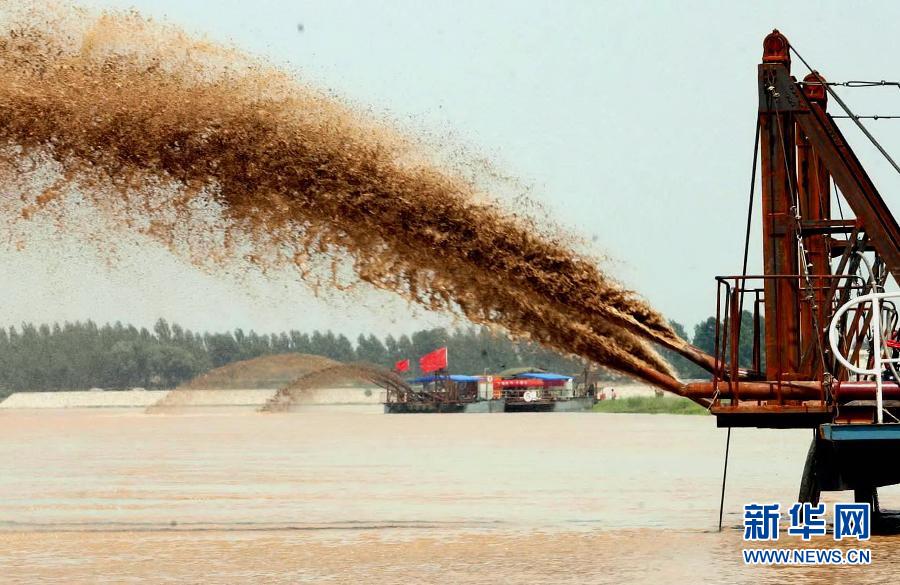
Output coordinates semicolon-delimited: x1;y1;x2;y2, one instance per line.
762;29;790;66
793;81;900;280
796;71;831;378
758;35;802;381
684;380;900;402
677;31;900;431
640;30;900;435
802;71;827;103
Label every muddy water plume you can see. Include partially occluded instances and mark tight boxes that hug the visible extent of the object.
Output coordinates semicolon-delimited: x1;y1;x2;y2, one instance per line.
0;8;688;388
261;363;410;412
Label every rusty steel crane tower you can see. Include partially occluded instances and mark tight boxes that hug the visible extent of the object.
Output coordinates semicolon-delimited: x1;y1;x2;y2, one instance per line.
658;30;900;512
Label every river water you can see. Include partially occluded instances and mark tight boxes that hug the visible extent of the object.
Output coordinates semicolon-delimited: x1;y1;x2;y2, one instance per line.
1;407;899;583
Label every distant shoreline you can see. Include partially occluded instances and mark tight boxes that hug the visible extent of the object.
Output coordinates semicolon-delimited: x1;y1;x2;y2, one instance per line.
592;395;708;415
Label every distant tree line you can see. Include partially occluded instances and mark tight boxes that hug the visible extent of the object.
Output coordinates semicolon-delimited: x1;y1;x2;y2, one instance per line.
0;314;762;395
0;319;587;394
670;310;765;379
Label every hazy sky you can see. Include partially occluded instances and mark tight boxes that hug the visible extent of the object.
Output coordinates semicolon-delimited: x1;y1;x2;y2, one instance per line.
4;0;900;337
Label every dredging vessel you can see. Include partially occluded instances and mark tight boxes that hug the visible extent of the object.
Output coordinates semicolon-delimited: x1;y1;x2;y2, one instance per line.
387;30;900;518
639;30;900;515
383;370;595;413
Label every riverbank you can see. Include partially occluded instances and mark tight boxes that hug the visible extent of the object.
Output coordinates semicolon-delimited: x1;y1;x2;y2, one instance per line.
0;387;384;409
592;395;708;415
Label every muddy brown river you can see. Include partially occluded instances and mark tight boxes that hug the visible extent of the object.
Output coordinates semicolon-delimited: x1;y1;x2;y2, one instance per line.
1;407;899;583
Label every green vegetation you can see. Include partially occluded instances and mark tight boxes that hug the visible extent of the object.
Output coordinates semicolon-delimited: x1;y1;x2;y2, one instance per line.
665;311;764;379
0;320;589;395
0;311;760;397
592;395;709;415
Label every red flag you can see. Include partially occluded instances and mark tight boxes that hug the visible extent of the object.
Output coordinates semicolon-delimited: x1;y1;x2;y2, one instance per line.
394;359;410;373
418;347;448;374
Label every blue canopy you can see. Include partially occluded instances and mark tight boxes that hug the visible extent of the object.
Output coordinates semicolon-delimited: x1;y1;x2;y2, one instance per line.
408;374;481;384
514;372;573;381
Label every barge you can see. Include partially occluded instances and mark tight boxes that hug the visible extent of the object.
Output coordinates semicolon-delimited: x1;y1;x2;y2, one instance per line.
384;370;595;413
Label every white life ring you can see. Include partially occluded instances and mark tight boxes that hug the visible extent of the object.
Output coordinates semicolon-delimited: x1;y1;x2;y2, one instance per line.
523;390;537;402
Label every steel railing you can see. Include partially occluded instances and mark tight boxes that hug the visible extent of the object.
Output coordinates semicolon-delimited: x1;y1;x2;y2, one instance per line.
829;291;900;424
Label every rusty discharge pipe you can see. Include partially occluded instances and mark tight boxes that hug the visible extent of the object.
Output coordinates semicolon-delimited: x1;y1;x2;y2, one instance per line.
628;360;689;396
665;338;718;373
683;380;822;401
611;317;719;374
683;380;900;402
